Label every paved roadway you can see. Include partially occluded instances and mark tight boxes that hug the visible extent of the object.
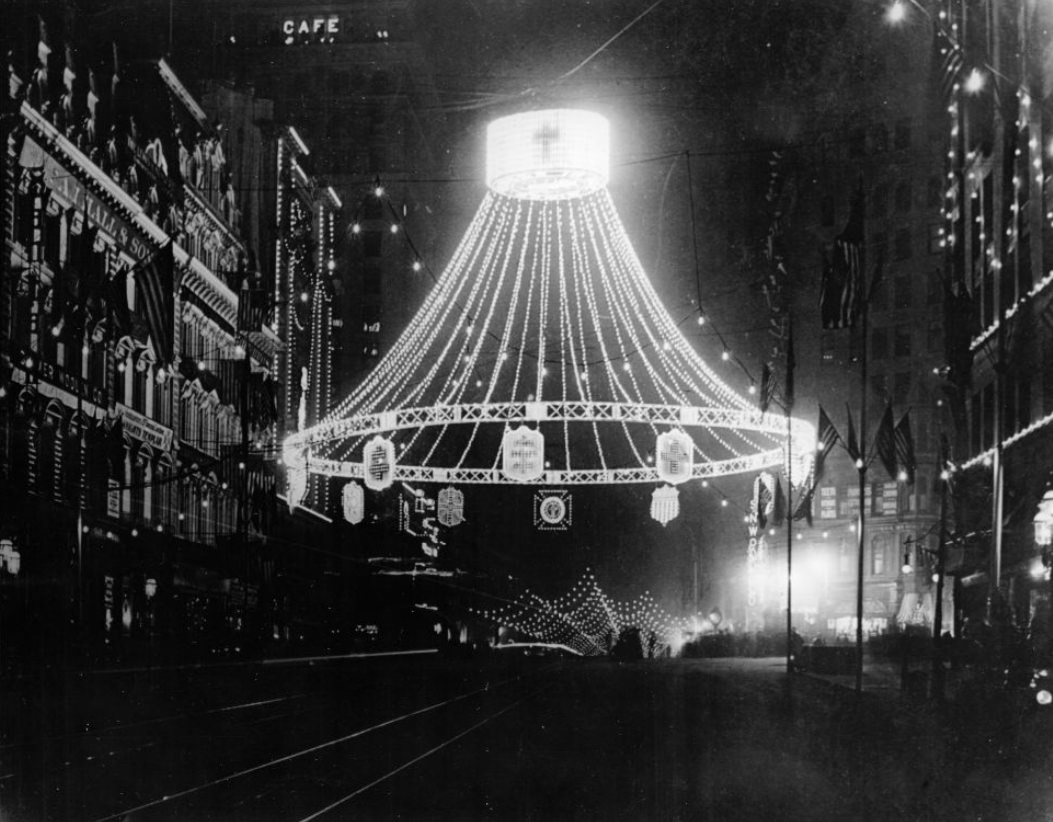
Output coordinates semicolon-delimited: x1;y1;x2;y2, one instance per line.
4;653;1053;821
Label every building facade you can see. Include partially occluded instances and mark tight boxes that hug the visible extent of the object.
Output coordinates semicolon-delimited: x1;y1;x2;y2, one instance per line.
0;19;345;669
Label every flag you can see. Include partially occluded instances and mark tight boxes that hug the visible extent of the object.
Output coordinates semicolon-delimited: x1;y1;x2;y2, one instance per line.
874;404;898;479
933;23;964;108
759;363;776;413
894;410;916;485
772;477;786;527
784;318;795;413
819;186;864;329
755;476;772;529
792;484;814;527
844;403;861;463
814;405;840;482
136;242;175;364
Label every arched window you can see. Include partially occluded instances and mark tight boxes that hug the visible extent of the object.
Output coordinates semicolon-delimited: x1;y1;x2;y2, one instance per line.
131;443;153;523
156;453;176;528
64;410;88;506
41;400;66;502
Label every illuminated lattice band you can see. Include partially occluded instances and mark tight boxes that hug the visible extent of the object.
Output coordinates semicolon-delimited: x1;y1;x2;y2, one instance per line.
284;109;814;488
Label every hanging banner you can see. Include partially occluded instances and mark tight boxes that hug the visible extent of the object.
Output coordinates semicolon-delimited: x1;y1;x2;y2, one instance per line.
655;430;694;485
437;486;464;527
342;480;364;525
502;425;544;482
363;435;396;491
650;485;680;526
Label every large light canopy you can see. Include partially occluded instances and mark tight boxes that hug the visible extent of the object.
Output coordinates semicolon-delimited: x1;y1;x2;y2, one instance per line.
486;109;609;201
284;109;813;489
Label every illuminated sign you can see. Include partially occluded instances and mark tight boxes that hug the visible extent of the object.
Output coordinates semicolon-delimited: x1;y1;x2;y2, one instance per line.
282;15;340;44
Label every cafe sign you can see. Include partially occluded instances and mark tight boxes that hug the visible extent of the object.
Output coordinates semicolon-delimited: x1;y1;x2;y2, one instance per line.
282;15;340;44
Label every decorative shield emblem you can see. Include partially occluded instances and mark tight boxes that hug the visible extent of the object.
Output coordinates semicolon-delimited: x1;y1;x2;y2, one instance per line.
437;486;465;527
363;435;396;491
502;425;544;482
286;467;308;512
534;489;571;531
650;485;680;526
342;481;364;525
655;430;694;485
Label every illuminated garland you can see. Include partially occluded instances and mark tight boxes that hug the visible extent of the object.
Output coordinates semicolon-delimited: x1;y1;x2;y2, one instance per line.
472;570;690;657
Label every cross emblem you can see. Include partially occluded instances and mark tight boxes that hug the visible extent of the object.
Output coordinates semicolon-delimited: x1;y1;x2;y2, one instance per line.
661;439;688;476
532;122;560;164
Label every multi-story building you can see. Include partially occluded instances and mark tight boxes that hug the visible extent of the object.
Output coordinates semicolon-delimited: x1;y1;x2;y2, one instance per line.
937;0;1053;629
205;0;444;397
712;4;952;638
0;19;345;667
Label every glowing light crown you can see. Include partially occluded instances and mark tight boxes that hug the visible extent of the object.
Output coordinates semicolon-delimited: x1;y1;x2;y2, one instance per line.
486;109;609;201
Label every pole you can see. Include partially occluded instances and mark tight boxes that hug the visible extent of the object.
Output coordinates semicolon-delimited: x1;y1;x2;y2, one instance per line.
786;388;794;675
931;459;949;699
855;273;869;696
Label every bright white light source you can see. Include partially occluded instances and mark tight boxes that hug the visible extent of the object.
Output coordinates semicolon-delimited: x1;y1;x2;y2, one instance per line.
886;1;906;23
486;109;609;201
964;69;985;94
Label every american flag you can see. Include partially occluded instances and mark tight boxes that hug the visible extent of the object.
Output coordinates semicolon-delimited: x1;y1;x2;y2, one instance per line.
819;188;864;329
934;24;964;108
894;411;916;485
136;242;175;364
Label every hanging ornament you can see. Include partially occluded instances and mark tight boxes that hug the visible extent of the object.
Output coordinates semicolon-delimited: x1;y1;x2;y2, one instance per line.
437;486;465;527
363;435;396;491
342;480;364;525
534;489;572;531
655;430;694;485
650;485;680;526
286;467;308;512
502;425;545;482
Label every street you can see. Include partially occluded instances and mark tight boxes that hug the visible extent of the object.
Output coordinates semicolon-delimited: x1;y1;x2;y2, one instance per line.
5;653;1053;821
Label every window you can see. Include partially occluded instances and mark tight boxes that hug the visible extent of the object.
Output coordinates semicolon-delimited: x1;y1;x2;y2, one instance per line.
894;324;912;357
894;275;911;309
872;327;888;360
871;535;887;576
894;118;911;150
894;228;912;261
895;182;912;214
894;372;911;403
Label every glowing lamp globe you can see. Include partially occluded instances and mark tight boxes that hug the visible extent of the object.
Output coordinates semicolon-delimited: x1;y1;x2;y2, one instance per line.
486;109;609;201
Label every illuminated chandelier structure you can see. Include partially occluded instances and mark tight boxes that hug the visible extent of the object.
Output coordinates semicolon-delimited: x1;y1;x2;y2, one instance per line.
284;109;813;496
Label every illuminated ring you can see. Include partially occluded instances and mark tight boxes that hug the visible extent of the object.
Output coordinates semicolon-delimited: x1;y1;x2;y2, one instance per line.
486;109;609;201
283;401;814;486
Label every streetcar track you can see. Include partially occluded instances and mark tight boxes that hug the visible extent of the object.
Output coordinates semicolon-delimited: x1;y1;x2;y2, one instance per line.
90;665;556;821
296;690;545;822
